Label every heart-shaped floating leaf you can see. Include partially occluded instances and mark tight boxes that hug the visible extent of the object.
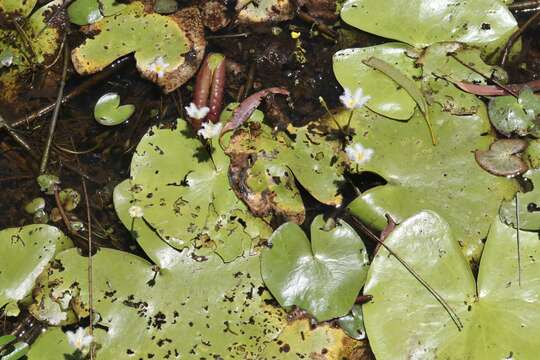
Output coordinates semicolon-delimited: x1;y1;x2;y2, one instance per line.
342;81;516;261
500;169;540;231
333;43;421;120
94;92;135;126
341;0;517;55
338;304;366;340
475;139;528;177
0;225;72;316
129;118;271;259
364;211;540;359
488;87;540;136
261;215;369;321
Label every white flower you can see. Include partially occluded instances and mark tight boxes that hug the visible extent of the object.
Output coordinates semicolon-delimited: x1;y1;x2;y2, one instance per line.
185;102;210;120
1;55;13;67
197;121;223;139
345;143;374;166
340;88;371;110
148;56;169;78
128;205;144;218
66;327;93;351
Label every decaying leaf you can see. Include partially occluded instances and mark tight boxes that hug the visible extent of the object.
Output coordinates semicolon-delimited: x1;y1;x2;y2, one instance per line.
475;139;528;177
225;107;346;223
71;2;205;93
237;0;294;24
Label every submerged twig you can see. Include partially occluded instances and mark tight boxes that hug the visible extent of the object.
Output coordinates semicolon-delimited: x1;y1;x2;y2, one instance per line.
509;0;540;14
501;9;540;66
11;56;131;129
348;213;464;331
40;41;69;174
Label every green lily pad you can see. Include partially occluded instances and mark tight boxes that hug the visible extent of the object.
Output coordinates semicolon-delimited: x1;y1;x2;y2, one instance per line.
67;0;126;25
500;169;540;231
261;215;369;321
30;247;288;358
94;92;135;126
0;225;72;316
333;43;421;120
363;211;540;359
488;88;540;137
72;2;205;93
341;0;517;55
343;82;517;261
418;42;506;84
0;0;37;17
129;118;271;258
475;139;528;177
26;328;73;360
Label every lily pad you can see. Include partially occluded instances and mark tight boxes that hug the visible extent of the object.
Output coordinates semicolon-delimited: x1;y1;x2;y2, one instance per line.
488;88;540;137
129;118;271;258
225;113;346;223
363;211;540;359
475;139;528;177
417;42;506;84
94;92;135;126
500;169;540;231
526;139;540;169
67;0;126;25
261;319;364;358
71;2;205;93
333;43;421;120
30;247;288;358
0;225;72;316
261;215;369;321
343;82;517;261
0;0;37;17
341;0;517;55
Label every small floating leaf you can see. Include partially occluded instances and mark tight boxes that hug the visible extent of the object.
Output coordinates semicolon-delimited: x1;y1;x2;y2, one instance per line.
338;305;366;340
36;174;60;195
488;87;540;136
94;93;135;126
261;215;369;321
24;197;45;214
475;139;528;177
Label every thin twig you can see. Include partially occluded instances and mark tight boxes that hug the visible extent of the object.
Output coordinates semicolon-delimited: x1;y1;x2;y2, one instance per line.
450;54;519;97
348;213;464;331
206;33;250;40
297;10;337;39
0;114;36;155
13;18;37;62
516;194;522;287
11;56;131;129
54;185;73;233
501;9;540;66
509;0;540;13
40;41;69;174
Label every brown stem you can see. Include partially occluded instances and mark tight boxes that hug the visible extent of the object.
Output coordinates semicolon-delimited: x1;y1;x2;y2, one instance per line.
297;10;337;39
509;0;540;14
455;79;540;96
193;55;212;108
355;294;373;305
54;185;73;234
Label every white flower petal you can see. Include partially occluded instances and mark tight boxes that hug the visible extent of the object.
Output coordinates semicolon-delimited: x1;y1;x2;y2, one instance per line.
128;205;144;218
185;103;210;120
197;122;223;139
345;143;374;166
